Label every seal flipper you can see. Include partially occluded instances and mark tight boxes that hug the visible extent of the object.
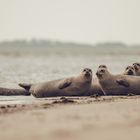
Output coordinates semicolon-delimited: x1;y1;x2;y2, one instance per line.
58;79;72;89
116;79;130;87
18;83;31;91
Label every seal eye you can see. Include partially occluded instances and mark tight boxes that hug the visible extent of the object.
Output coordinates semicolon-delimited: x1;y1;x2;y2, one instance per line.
83;68;91;73
103;65;107;68
99;65;106;68
134;63;140;67
126;67;129;70
83;69;86;72
88;69;92;73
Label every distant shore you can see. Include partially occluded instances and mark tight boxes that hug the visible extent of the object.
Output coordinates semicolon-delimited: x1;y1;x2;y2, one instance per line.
0;39;139;48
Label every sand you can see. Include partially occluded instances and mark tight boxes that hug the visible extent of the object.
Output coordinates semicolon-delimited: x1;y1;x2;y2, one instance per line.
0;96;140;140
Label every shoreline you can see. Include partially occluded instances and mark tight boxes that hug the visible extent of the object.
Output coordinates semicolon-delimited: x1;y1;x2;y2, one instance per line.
0;95;140;115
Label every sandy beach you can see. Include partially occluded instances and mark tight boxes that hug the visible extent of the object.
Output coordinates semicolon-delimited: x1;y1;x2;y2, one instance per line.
0;96;140;140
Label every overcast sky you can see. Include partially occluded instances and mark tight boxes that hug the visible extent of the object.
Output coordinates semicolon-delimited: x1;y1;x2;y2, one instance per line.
0;0;140;44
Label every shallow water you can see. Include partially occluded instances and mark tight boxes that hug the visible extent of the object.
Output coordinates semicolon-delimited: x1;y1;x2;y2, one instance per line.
0;46;140;104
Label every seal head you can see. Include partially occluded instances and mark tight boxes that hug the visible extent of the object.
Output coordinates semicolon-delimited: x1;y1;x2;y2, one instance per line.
124;66;136;76
133;63;140;76
96;67;110;80
82;68;92;81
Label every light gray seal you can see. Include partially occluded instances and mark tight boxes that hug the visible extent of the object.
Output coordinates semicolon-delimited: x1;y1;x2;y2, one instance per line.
91;65;136;96
133;63;140;76
90;65;107;96
18;68;92;98
123;65;136;76
96;66;140;95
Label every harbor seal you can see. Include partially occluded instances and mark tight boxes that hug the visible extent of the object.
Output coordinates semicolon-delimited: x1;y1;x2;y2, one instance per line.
18;68;92;98
0;87;30;96
133;63;140;76
90;65;107;96
123;66;136;76
91;64;137;96
96;66;140;95
91;65;137;96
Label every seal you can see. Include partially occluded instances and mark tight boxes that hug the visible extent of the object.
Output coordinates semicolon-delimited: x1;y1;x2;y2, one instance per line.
18;68;92;98
91;65;137;96
133;63;140;76
0;87;30;96
123;66;136;76
96;66;140;95
90;65;107;96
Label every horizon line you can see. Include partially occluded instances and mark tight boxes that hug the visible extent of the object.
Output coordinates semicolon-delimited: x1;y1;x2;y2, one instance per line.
0;38;139;46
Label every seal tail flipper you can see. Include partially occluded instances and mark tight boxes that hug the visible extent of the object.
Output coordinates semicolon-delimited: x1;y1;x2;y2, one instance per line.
18;83;31;91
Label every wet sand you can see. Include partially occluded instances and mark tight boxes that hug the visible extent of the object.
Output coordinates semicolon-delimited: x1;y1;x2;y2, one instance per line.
0;96;140;140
